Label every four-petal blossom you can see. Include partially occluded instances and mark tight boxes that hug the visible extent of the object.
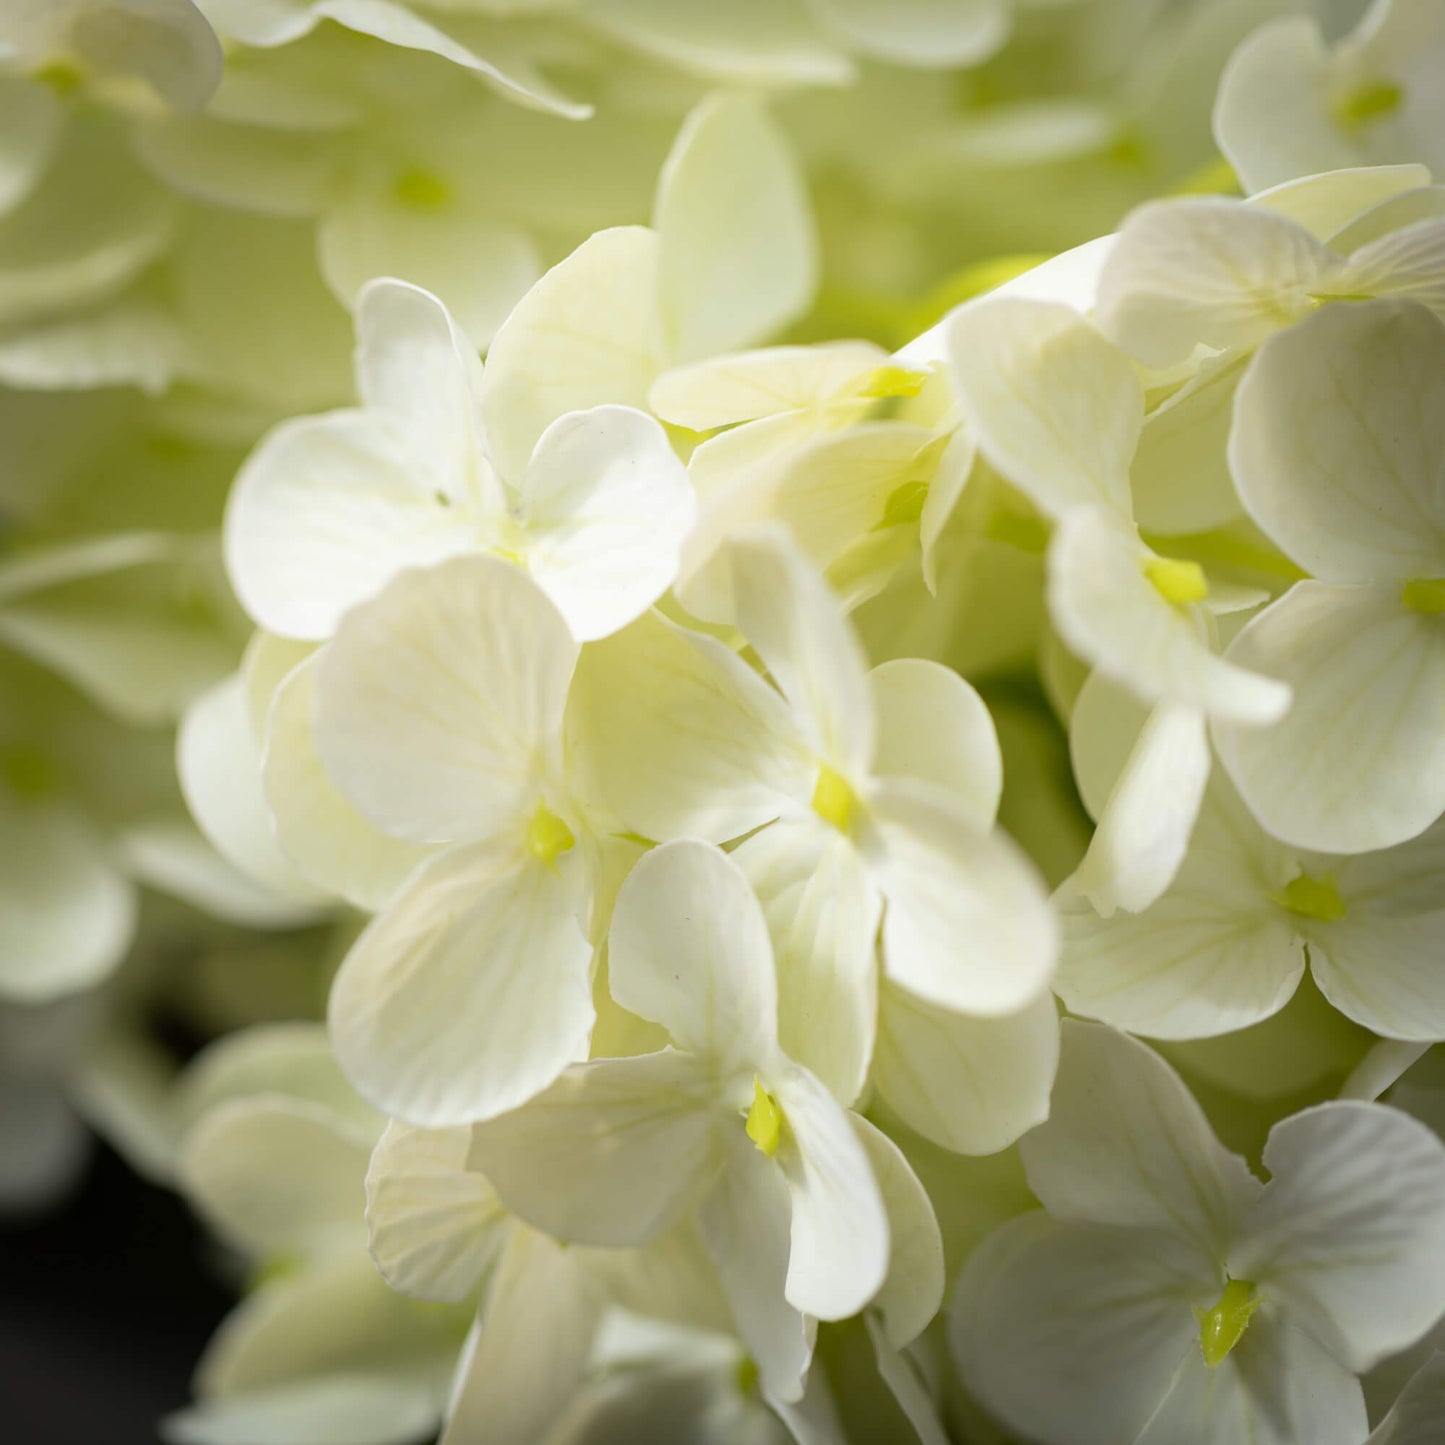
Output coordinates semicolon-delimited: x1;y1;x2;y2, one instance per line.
953;1019;1445;1445
226;275;695;645
574;526;1058;1144
468;838;893;1404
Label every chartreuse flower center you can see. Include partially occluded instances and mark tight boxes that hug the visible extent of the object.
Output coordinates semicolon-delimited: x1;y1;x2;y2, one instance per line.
1271;871;1346;923
745;1077;783;1158
1;744;60;801
394;167;453;211
527;805;575;865
1403;579;1445;614
857;364;929;400
1333;78;1404;132
33;58;87;96
1196;1278;1260;1367
1145;556;1209;606
811;763;860;835
735;1354;760;1397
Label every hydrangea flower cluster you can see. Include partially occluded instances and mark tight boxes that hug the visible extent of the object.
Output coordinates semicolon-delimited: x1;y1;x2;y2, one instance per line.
7;1;1445;1443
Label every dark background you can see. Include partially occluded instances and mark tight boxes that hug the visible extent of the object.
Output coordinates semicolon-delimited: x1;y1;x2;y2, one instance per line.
0;1144;231;1445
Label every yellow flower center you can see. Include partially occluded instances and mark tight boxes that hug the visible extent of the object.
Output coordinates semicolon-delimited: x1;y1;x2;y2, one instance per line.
1333;78;1404;131
527;805;575;866
1145;556;1210;606
745;1078;782;1158
811;763;859;835
735;1354;760;1396
1;745;60;801
394;168;453;211
1403;579;1445;614
857;364;929;400
33;58;87;96
1196;1278;1260;1367
1271;871;1346;924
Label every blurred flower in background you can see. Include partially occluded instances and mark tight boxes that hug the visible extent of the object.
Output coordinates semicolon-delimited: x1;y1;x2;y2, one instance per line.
7;1;1445;1443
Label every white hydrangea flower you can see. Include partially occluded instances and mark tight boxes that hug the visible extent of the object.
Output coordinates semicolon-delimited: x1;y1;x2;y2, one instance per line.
1058;767;1445;1041
946;295;1290;726
0;0;222;114
538;1314;845;1445
1095;188;1445;374
999;169;1445;916
952;1020;1445;1445
195;0;588;117
575;527;1057;1143
364;1117;728;1445
653;343;967;621
166;1024;469;1445
475;90;817;452
1216;0;1445;193
468;839;918;1405
369;1103;947;1441
296;553;667;1125
226;276;694;645
133;51;553;347
1214;297;1445;853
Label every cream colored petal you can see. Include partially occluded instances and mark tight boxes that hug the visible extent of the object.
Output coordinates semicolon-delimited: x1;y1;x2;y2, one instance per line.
946;298;1138;523
1096;198;1340;368
873;780;1057;1018
441;1230;601;1445
481;226;665;485
468;1049;723;1247
568;609;811;845
868;658;1001;830
329;843;594;1125
366;1119;508;1303
730;526;874;776
1022;1019;1261;1253
697;1131;815;1405
1235;1102;1445;1373
850;1117;942;1350
263;656;432;910
177;674;330;906
951;1213;1207;1445
734;820;880;1106
1214;582;1445;853
1229;299;1445;582
224;410;478;643
608;839;779;1074
314;555;576;846
655;94;817;363
874;983;1058;1157
771;1062;889;1322
178;1095;370;1259
648;341;885;431
1067;675;1211;917
517;404;695;642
